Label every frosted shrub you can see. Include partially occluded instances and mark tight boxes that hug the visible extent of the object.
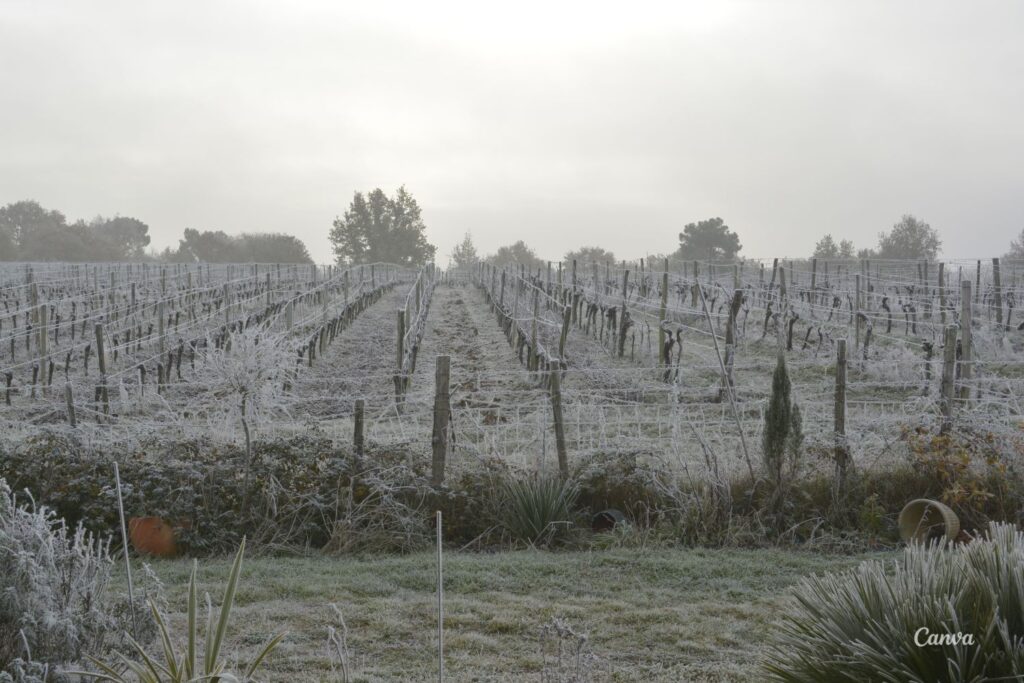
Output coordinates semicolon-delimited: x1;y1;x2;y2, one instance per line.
0;477;156;674
201;327;294;513
764;522;1024;682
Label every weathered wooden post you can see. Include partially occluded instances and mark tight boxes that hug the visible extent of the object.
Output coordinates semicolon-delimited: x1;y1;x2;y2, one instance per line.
658;259;669;370
158;299;166;355
354;398;365;456
940;325;958;434
549;360;569;481
223;282;231;324
854;274;862;352
938;262;947;325
395;309;406;404
95;323;110;416
993;257;1004;329
960;280;973;401
530;290;539;371
975;259;982;306
617;269;629;357
431;355;451;487
38;302;48;365
64;382;76;427
834;339;849;500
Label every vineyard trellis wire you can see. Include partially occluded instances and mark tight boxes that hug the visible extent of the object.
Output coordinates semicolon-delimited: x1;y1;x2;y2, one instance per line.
1;258;1022;484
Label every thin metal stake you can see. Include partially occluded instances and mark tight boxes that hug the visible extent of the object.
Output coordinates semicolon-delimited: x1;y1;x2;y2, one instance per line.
437;510;444;682
114;462;139;640
698;285;755;482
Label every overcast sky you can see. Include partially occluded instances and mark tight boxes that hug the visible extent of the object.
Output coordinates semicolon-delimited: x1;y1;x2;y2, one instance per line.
1;1;1022;262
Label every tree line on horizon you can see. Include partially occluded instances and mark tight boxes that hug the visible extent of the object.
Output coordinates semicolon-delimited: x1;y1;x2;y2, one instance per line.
0;199;313;263
452;214;1024;271
4;194;1023;266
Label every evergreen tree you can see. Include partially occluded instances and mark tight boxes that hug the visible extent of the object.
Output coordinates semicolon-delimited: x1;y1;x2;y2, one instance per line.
449;232;479;269
762;352;793;489
329;192;370;264
564;245;616;265
761;352;805;519
329;186;436;266
676;217;742;260
486;240;544;270
876;215;942;260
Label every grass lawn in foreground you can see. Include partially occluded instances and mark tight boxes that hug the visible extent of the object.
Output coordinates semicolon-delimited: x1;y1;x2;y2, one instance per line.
129;547;884;682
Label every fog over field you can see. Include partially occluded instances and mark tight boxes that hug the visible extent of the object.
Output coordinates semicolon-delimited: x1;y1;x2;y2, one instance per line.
3;3;1024;681
1;0;1022;260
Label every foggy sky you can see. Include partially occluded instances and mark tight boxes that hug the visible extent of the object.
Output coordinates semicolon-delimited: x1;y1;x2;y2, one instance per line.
1;1;1022;263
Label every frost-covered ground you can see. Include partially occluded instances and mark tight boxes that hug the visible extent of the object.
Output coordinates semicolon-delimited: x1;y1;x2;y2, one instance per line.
138;546;879;682
2;260;1022;479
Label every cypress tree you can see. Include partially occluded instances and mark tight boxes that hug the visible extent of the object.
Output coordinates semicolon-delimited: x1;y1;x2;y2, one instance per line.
762;351;792;489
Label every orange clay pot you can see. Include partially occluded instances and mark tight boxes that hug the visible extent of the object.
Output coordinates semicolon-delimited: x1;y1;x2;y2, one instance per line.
128;516;179;558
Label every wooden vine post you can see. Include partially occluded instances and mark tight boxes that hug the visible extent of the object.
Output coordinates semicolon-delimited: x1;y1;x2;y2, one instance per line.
354;398;365;456
993;257;1004;330
64;382;76;427
617;269;629;357
940;325;959;434
854;274;862;352
549;360;569;481
658;259;668;372
431;355;451;487
834;339;849;500
959;280;973;401
938;262;946;325
158;300;166;355
530;290;539;372
395;309;406;405
95;323;110;417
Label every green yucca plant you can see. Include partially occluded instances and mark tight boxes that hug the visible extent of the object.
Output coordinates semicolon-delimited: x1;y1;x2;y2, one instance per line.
501;477;578;546
77;539;284;682
764;522;1024;682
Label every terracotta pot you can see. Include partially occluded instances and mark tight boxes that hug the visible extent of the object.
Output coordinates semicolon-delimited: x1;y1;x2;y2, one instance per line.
898;499;960;544
128;516;179;558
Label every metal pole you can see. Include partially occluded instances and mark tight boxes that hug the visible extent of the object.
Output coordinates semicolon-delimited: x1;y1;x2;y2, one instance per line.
113;462;139;640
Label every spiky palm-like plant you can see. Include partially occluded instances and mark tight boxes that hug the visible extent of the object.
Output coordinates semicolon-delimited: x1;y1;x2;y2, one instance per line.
501;478;578;546
764;522;1024;682
78;539;284;683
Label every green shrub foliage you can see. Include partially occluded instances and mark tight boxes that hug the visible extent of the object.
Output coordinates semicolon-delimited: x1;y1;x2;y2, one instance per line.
501;477;578;546
765;522;1024;682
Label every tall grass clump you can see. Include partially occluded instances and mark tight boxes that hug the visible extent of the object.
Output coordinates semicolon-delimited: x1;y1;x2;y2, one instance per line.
764;522;1024;682
80;539;284;682
0;477;157;676
501;477;578;546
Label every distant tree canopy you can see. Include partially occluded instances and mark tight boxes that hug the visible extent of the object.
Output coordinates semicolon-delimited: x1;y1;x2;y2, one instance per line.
91;216;151;259
0;199;314;263
812;234;855;259
676;218;742;260
485;240;545;271
564;246;616;265
329;187;436;266
1004;228;1024;261
163;229;312;263
876;215;942;260
0;200;152;261
449;232;479;269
